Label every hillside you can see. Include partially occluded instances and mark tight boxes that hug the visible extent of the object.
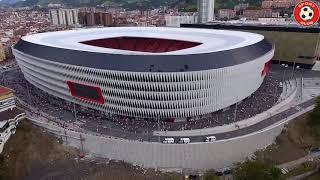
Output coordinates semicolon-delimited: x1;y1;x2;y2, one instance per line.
0;0;23;5
0;120;182;180
13;0;178;9
5;0;263;10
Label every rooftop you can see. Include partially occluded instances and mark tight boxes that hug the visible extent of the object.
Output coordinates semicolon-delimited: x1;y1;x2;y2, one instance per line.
0;107;24;123
0;86;12;97
21;27;264;55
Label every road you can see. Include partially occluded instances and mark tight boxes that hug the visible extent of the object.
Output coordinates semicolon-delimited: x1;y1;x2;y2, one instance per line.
2;64;320;143
157;98;316;143
31;84;315;143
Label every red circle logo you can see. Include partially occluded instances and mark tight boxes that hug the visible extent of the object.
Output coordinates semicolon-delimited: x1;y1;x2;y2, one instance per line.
293;0;319;27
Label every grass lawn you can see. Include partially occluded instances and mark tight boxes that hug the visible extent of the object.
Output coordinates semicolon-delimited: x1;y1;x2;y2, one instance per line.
0;120;183;180
284;162;317;179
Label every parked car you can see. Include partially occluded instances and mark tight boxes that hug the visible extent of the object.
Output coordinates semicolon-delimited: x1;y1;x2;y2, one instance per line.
188;174;198;180
215;171;224;176
205;136;216;142
223;168;232;175
310;147;320;152
178;138;190;144
162;138;174;144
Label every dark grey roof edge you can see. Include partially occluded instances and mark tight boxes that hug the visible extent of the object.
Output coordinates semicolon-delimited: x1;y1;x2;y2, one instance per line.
13;38;273;72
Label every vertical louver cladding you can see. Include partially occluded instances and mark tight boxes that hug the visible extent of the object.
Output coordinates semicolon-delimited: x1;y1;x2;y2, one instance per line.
13;49;272;119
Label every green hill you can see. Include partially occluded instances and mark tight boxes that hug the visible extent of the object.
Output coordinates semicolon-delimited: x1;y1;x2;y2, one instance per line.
12;0;262;10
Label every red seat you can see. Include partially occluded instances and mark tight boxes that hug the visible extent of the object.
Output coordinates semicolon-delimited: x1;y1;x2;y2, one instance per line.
80;37;201;53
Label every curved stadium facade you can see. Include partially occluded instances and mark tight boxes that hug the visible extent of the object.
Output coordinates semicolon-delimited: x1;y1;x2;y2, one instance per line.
13;27;274;120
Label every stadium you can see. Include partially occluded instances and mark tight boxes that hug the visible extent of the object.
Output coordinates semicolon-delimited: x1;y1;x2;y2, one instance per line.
12;27;274;120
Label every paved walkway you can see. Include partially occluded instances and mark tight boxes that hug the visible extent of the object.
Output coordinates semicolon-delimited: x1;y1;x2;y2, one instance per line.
20;90;316;143
312;61;320;71
288;170;318;180
278;152;320;170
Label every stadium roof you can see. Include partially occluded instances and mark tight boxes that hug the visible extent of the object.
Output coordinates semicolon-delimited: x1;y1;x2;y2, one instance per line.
14;27;273;72
21;27;264;55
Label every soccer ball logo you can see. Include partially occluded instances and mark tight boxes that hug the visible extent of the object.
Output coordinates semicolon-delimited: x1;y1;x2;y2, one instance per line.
294;0;319;26
299;6;314;21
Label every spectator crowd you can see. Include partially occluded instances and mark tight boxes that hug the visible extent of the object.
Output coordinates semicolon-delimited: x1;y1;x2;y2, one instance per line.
1;69;282;140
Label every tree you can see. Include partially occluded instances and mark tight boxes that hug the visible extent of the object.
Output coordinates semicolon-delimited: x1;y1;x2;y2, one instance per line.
308;97;320;126
233;161;284;180
202;169;219;180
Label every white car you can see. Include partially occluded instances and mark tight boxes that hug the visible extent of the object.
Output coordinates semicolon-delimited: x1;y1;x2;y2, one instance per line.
162;138;174;144
205;136;217;142
178;138;190;144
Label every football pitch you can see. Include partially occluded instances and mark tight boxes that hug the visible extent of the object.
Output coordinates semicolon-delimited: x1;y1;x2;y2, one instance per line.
250;30;319;65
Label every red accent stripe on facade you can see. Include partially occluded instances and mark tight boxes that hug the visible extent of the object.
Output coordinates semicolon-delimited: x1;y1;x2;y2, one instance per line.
261;61;271;77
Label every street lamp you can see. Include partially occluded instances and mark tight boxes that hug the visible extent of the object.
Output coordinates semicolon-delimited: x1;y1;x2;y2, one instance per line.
296;66;303;101
291;61;296;78
234;97;238;122
281;64;288;86
73;99;77;121
158;118;161;143
295;65;300;82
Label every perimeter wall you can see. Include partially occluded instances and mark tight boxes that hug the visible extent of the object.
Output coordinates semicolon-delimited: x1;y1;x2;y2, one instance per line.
30;116;284;171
